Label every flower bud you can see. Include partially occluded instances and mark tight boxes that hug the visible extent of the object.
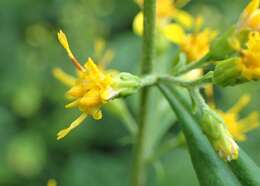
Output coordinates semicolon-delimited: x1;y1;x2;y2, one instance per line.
213;57;247;86
112;72;142;98
201;108;239;161
213;133;239;161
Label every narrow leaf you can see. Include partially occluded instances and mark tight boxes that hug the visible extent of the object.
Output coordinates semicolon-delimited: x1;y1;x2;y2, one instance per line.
158;83;241;186
228;149;260;186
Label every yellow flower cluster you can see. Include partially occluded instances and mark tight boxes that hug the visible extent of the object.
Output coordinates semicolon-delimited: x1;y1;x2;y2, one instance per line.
213;0;260;85
217;95;259;141
237;31;260;80
177;28;217;62
133;0;217;62
238;0;260;31
54;31;117;140
235;0;260;80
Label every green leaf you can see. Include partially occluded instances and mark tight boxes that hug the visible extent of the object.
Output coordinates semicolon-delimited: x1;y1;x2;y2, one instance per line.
228;149;260;186
158;83;241;186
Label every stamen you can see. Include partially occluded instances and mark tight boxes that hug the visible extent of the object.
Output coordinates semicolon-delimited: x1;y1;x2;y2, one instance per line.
57;30;85;72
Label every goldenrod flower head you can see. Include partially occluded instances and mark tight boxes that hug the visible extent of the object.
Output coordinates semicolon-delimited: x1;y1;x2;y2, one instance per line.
56;57;116;140
213;31;260;86
55;31;118;140
217;95;259;141
55;30;141;140
180;29;217;61
163;22;217;61
238;0;260;31
238;31;260;80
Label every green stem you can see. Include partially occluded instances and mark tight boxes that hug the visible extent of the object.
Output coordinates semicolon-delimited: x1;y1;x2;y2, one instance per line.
132;1;156;186
174;54;211;76
141;72;213;88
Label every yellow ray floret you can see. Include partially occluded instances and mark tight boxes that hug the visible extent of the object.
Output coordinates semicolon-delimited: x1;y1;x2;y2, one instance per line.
180;29;217;61
238;0;260;31
57;113;87;140
52;68;76;87
217;95;259;141
238;31;260;80
244;0;259;18
161;23;186;44
163;24;217;61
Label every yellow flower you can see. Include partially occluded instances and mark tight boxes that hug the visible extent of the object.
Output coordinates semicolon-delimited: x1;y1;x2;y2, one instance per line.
54;31;141;139
163;18;217;61
180;28;217;61
237;31;260;80
55;30;117;140
238;0;260;31
217;95;259;141
133;0;193;35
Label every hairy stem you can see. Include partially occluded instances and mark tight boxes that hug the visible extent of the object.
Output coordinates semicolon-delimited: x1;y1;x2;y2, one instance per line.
141;72;213;88
132;0;156;186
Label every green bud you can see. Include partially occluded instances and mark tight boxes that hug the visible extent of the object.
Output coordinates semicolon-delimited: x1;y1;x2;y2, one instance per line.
112;72;141;97
213;133;239;161
201;108;224;139
201;108;239;161
213;57;247;86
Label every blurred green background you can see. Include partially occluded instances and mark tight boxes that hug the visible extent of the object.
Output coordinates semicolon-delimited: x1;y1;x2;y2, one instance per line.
0;0;259;185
